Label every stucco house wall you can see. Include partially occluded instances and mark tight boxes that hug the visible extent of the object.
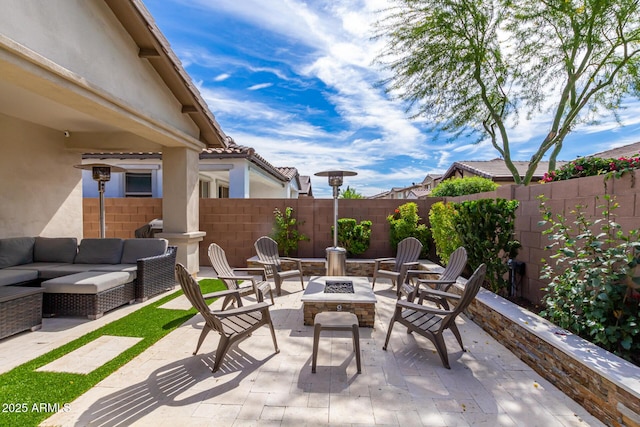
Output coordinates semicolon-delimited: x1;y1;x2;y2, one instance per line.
0;114;83;238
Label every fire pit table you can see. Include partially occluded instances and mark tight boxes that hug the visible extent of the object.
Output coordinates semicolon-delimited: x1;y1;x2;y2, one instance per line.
301;276;377;327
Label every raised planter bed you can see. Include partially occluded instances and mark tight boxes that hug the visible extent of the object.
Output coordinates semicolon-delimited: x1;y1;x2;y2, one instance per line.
435;265;640;427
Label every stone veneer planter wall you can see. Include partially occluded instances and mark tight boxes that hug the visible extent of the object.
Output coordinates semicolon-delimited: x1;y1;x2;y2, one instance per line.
450;275;640;427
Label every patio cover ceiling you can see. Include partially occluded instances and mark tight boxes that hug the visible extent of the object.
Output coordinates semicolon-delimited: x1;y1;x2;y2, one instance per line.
0;0;226;152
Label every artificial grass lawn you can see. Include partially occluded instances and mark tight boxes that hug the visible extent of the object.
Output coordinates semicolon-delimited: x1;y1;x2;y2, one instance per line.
0;278;225;427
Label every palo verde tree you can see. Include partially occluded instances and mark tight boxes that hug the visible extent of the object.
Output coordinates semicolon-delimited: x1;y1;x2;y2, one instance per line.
375;0;640;185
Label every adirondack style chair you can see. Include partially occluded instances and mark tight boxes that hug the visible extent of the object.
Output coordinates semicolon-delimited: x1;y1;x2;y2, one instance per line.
208;243;274;307
372;237;423;295
254;236;304;296
400;246;468;303
382;263;486;369
175;263;279;373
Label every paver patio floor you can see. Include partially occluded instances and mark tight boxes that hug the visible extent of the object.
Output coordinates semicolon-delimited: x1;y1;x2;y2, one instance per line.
1;269;604;426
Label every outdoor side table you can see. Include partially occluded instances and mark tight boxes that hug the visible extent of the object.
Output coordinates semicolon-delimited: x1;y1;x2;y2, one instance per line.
312;311;361;374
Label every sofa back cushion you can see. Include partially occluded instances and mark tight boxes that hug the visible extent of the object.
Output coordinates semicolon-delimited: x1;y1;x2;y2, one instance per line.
121;238;168;264
34;237;78;263
74;238;124;264
0;237;35;268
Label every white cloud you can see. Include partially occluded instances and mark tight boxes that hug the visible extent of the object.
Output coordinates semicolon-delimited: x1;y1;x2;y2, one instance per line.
214;73;230;82
247;83;273;91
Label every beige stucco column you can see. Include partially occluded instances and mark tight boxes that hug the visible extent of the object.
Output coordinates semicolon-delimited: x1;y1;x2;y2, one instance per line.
157;147;205;274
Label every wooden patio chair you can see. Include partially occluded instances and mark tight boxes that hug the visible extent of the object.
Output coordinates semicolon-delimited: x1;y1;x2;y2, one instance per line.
382;263;486;369
401;246;468;303
208;243;274;308
372;237;423;296
175;263;279;373
254;236;304;296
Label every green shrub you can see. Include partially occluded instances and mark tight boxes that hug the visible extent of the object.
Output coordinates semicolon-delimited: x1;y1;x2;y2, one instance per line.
271;207;309;256
431;176;499;197
333;218;372;256
452;198;520;293
386;202;430;256
428;201;462;265
539;195;640;363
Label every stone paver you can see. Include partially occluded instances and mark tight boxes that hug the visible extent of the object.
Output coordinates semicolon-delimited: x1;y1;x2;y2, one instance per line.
0;269;605;426
37;335;142;374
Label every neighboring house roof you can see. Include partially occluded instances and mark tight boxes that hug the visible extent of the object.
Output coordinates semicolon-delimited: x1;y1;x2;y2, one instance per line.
368;191;392;199
200;138;288;182
408;188;431;198
589;142;640;159
298;176;313;197
421;174;442;184
277;167;298;181
83;138;291;183
105;0;226;147
441;159;566;181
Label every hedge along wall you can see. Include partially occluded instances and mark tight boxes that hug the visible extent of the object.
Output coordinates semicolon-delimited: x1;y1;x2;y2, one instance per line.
445;169;640;304
83;198;440;268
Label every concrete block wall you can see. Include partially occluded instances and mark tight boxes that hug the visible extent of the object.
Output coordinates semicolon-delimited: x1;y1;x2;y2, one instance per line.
83;198;162;239
83;197;440;267
199;198;439;267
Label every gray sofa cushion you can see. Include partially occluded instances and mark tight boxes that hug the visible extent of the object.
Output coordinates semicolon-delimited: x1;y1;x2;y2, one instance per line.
0;237;35;268
33;237;77;263
0;269;39;286
121;238;168;264
41;271;133;294
74;238;124;264
38;264;111;280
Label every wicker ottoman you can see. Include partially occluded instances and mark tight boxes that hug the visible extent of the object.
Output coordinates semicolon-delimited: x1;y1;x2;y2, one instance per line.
41;271;135;320
0;286;44;339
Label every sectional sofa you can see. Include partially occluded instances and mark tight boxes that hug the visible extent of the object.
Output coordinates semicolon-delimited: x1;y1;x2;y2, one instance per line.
0;237;177;337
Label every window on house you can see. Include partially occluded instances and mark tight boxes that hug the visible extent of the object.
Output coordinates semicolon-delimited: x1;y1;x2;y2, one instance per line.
125;172;152;197
199;180;211;198
218;185;229;198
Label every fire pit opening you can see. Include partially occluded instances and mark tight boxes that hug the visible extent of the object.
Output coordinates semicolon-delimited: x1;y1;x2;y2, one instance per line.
324;280;354;293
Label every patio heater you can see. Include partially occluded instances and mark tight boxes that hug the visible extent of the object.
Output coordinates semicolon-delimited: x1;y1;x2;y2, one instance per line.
314;170;357;276
74;163;126;238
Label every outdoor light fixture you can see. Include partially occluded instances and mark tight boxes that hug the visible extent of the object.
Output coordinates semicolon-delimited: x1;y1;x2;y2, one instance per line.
74;163;126;238
314;170;357;275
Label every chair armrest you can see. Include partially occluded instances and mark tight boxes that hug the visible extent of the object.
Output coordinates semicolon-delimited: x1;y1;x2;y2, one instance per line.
402;262;420;267
232;267;267;280
213;301;270;317
418;288;461;301
396;299;452;315
255;260;277;268
217;274;254;281
374;257;395;269
202;289;243;307
416;278;457;285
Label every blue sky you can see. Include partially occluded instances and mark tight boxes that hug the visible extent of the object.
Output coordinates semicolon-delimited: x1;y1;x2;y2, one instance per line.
144;0;640;198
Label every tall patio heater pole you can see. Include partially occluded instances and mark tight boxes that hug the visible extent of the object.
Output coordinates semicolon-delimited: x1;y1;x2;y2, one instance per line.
74;163;126;238
314;170;357;276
